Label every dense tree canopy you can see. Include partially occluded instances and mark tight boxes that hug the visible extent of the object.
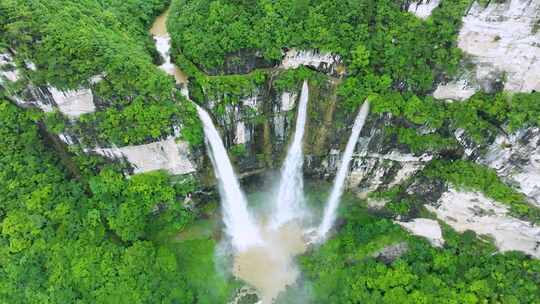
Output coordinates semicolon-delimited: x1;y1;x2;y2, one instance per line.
0;100;214;303
298;204;540;303
0;0;203;147
2;0;540;303
168;0;469;94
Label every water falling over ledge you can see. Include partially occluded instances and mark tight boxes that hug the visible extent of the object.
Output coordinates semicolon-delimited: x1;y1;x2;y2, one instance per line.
195;104;263;251
195;84;370;302
271;80;310;229
317;101;370;241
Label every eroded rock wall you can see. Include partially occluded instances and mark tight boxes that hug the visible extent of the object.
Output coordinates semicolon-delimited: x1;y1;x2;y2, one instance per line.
435;0;540;101
427;187;540;258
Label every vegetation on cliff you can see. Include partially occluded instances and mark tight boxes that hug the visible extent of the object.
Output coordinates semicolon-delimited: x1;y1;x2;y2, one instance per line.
0;100;235;303
298;202;540;304
0;0;204;146
168;0;468;94
2;0;540;303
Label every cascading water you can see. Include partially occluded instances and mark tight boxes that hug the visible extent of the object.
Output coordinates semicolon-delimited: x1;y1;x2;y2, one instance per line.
150;8;189;96
195;104;263;251
148;8;366;300
271;80;310;229
317;101;370;240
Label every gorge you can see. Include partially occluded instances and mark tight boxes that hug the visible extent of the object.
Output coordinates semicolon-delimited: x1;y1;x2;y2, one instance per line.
1;0;540;303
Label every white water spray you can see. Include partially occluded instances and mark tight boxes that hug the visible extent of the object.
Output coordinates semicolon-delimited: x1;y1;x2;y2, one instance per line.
195;105;263;251
271;81;310;228
317;101;370;240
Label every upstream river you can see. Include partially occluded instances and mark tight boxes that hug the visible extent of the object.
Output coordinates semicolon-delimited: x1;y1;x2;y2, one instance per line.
150;8;188;85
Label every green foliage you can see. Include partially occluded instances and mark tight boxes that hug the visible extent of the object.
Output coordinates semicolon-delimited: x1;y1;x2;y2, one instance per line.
370;91;540;153
90;169;181;241
425;160;540;223
300;204;540;303
389;127;458;154
75;98;178;145
0;100;204;303
273;67;321;92
230;144;247;158
0;0;205;147
169;0;469;96
351;44;370;70
172;239;239;303
43;110;67;134
403;95;446;128
198;70;267;106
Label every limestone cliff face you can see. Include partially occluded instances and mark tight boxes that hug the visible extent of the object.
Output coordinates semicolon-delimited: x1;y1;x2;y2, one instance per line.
3;42;540;209
479;127;540;207
1;50;197;176
435;0;540;101
2;1;540;256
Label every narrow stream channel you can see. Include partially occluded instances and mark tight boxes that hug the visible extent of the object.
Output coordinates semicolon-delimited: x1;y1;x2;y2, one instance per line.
150;8;189;85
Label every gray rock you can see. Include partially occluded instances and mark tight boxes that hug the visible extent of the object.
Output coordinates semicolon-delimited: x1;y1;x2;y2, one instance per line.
371;242;409;264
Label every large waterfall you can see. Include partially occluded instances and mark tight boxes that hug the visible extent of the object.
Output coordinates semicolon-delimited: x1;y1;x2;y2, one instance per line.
195;105;263;251
271;81;310;228
317;101;370;240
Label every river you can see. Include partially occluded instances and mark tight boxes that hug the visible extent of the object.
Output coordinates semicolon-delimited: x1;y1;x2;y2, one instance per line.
150;8;188;85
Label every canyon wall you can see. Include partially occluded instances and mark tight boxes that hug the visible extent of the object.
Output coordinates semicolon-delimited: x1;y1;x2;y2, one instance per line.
2;0;540;256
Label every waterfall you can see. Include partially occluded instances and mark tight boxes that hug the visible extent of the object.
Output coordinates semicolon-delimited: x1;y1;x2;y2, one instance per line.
195;105;263;251
317;101;370;240
271;80;310;228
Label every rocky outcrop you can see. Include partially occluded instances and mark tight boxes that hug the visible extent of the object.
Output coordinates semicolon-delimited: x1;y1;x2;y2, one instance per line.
47;87;96;118
407;0;441;19
460;1;540;93
426;187;540;258
0;53;20;83
202;49;278;76
479;127;540;207
435;0;540;100
432;79;477;101
12;86;96;118
396;218;444;247
371;242;409;264
281;49;344;77
309;115;434;196
2;52;98;117
90;137;196;175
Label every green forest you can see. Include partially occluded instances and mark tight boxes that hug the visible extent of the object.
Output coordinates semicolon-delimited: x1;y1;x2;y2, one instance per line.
1;0;540;303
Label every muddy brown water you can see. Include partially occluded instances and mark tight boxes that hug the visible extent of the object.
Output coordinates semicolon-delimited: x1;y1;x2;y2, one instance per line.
233;220;308;303
149;8;188;84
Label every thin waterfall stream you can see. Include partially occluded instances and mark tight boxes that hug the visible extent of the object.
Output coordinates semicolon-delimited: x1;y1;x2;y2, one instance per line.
317;101;370;240
271;80;310;229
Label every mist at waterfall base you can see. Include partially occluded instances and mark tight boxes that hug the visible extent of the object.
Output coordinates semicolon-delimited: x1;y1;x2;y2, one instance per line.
270;81;310;229
196;84;369;303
